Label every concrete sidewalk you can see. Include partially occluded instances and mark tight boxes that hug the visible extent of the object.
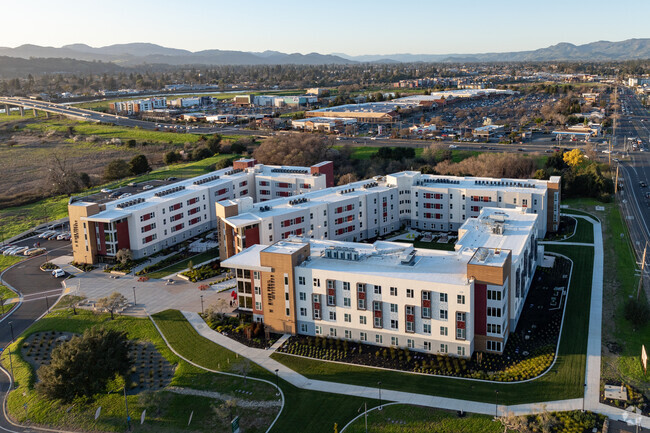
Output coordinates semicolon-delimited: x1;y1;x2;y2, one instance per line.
182;311;581;417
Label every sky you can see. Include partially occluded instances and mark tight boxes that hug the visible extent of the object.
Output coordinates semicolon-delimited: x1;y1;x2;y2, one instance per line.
4;0;649;56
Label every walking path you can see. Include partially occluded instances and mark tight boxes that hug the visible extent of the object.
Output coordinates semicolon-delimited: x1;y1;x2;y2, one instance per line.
179;213;650;428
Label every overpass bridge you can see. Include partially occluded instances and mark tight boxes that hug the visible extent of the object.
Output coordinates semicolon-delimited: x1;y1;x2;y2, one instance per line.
0;96;105;122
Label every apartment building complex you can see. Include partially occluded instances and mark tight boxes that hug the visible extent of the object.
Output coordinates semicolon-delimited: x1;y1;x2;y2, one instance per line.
216;172;560;260
221;207;542;357
68;160;333;264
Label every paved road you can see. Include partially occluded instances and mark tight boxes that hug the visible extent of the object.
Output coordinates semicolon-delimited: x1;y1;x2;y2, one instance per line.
613;88;650;295
0;237;71;433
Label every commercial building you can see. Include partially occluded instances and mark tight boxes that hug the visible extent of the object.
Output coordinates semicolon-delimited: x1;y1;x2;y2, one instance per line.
306;102;422;124
216;171;560;261
291;116;357;132
472;124;505;139
221;206;542;357
109;97;167;115
68;159;333;264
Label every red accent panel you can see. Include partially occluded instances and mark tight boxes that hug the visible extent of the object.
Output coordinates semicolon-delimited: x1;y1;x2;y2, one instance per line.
406;314;414;322
311;161;334;187
97;223;106;255
358;292;365;300
422;299;431;308
115;220;131;251
244;225;260;248
457;321;466;329
374;310;382;318
327;288;335;296
474;283;487;335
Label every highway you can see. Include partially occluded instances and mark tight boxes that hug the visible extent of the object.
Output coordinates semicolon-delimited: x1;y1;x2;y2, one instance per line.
611;87;650;296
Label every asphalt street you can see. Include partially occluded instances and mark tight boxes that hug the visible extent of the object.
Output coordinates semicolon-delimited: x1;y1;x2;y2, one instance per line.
0;237;71;433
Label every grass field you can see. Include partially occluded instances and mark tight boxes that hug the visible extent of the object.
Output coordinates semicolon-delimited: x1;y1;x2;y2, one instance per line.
343;404;502;433
270;244;594;405
0;308;277;433
335;146;481;162
0;255;23;271
0;154;237;241
151;310;380;433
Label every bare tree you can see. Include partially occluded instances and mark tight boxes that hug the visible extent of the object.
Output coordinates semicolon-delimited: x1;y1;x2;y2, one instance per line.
115;249;132;265
233;359;251;385
253;134;335;167
97;292;128;320
45;154;82;196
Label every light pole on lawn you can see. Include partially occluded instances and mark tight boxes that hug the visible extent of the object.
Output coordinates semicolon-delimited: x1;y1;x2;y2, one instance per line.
200;295;204;315
274;369;280;396
8;321;15;389
378;381;382;411
132;286;136;306
495;390;499;419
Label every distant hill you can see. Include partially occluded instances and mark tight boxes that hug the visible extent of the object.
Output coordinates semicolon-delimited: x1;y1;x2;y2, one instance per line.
0;56;124;78
0;39;648;76
339;38;650;63
0;43;356;66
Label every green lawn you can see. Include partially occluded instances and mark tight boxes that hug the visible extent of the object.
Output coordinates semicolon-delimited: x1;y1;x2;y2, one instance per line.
561;215;594;244
144;248;220;279
344;404;502;433
0;255;23;271
151;310;380;433
271;245;594;405
0;284;16;301
0;308;277;433
0;154;237;241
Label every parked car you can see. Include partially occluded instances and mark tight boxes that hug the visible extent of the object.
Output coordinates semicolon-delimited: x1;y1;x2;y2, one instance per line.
0;245;14;253
51;269;65;278
11;246;28;255
142;185;153;190
101;188;112;193
3;247;19;255
108;192;121;198
24;247;45;256
38;231;55;239
118;193;132;199
57;232;70;240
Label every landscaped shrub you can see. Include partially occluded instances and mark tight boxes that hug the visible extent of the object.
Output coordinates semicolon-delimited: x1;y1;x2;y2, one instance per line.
180;260;224;282
40;262;58;270
624;299;650;328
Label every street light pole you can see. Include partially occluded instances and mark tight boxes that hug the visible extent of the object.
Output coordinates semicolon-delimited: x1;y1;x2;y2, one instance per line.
123;383;131;431
378;381;382;411
132;286;136;306
200;295;204;315
582;383;587;412
274;369;280;396
495;390;499;418
8;322;15;389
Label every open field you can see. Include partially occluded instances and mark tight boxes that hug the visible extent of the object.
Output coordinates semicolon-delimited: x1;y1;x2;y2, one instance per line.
271;244;594;405
152;310;380;433
0;154;237;241
0;307;278;433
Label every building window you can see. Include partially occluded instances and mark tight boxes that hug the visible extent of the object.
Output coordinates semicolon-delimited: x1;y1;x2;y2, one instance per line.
299;276;305;285
423;323;431;334
343;281;350;291
407;339;415;349
300;323;308;333
390;287;397;296
457;346;466;356
344;313;351;323
424;341;432;351
299;292;306;301
457;295;465;305
440;326;448;336
300;307;307;317
374;317;382;328
440;309;448;320
374;285;382;294
440;343;448;354
254;286;261;295
440;293;447;302
390;303;398;313
375;334;383;344
406;288;414;298
329;328;337;337
487;307;502;317
315;325;322;335
391;336;399;346
390;319;398;330
343;297;351;307
286;308;290;316
487;290;502;301
329;311;337;321
360;332;367;341
487;340;502;352
345;330;352;339
255;301;262;310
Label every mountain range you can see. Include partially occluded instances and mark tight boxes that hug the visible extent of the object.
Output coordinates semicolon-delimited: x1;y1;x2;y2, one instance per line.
0;39;648;72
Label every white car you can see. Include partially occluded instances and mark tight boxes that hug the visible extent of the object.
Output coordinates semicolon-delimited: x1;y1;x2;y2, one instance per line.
11;246;28;255
449;144;458;149
142;185;153;190
118;193;132;199
101;188;112;193
51;269;65;278
3;247;19;256
38;231;56;239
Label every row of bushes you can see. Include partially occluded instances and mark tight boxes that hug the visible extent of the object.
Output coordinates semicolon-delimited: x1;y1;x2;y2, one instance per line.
135;250;194;275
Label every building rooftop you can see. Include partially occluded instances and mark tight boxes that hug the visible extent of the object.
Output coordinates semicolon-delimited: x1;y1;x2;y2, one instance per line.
309;101;418;114
457;207;538;264
287;237;473;286
390;171;550;193
221;244;270;271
